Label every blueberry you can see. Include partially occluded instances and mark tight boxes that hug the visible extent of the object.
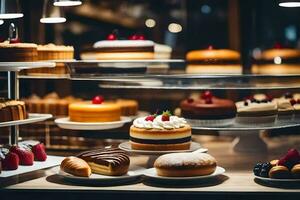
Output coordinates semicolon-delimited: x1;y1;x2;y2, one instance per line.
253;167;261;176
262;162;272;171
260;169;269;178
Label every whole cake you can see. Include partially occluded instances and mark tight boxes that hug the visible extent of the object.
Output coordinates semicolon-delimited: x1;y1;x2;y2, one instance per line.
0;99;27;122
180;91;236;126
186;47;242;74
154;151;217;177
69;96;121;122
0;41;38;62
115;99;138;116
129;111;192;151
81;33;154;60
253;48;300;74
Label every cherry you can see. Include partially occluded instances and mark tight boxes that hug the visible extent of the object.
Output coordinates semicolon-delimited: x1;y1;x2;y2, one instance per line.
187;98;194;103
145;115;155;122
92;96;104;104
107;34;117;40
138;34;145;40
128;34;139;40
208;45;214;50
290;99;296;106
9;38;20;44
201;91;213;99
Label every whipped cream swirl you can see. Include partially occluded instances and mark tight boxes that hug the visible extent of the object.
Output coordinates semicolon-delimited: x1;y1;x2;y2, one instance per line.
133;115;187;130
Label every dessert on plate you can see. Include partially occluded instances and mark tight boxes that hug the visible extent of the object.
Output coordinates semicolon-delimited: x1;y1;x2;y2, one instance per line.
0;99;27;122
0;41;38;62
68;96;121;122
60;156;92;177
180;91;236;126
186;46;242;74
154;151;217;177
115;99;138;116
130;111;192;151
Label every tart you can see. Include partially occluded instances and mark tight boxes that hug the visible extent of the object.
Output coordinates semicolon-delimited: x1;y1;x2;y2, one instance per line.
0;41;38;62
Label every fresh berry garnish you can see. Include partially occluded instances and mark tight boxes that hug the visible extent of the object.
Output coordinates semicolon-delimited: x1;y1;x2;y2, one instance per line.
258;162;272;177
205;98;213;104
284;92;293;99
92;95;104;104
290;99;297;106
145;115;156;122
244;101;248;106
32;143;47;161
187;98;194;103
128;34;139;40
274;42;283;49
266;94;273;101
278;149;300;169
9;38;20;44
201;91;213;99
161;110;171;121
297;99;300;104
2;152;19;170
253;163;263;176
107;33;117;40
10;146;34;166
138;34;145;40
208;45;214;50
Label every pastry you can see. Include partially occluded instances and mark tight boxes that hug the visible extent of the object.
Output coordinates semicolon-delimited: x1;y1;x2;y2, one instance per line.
291;164;300;178
60;156;92;177
269;166;290;179
180;91;236;126
115;99;138;116
270;159;279;167
81;33;154;60
77;147;130;176
130;111;191;151
235;97;277;124
253;48;300;74
0;99;27;122
154;151;217;177
69;96;121;122
186;47;242;74
0;41;38;62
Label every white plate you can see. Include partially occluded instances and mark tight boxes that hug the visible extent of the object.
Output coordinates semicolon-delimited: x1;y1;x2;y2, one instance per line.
0;61;55;71
128;111;150;120
55;116;132;130
143;166;225;180
58;165;145;183
0;113;53;128
0;156;64;178
254;175;300;183
118;141;206;155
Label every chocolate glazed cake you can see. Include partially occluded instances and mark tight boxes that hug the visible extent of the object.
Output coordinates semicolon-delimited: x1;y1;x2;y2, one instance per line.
77;147;130;176
0;99;28;122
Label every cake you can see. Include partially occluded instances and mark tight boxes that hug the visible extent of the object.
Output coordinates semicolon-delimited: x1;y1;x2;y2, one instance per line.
0;41;38;62
115;99;138;116
81;33;154;60
154;43;172;59
129;111;191;151
253;48;300;74
154;151;217;177
186;47;242;74
0;99;27;122
77;147;130;176
180;91;236;126
69;96;121;122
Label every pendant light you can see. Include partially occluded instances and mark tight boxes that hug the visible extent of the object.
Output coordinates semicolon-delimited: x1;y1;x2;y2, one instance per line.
0;0;23;19
279;0;300;7
40;0;66;23
53;0;82;7
0;20;4;25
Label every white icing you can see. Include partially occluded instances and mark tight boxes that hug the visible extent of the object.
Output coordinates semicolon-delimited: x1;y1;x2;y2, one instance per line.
236;100;277;112
93;40;154;48
133;115;187;130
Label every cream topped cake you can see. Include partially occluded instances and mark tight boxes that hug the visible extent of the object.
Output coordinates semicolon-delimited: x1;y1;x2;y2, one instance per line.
129;111;191;151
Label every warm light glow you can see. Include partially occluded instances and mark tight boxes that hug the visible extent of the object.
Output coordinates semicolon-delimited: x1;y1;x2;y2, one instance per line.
0;20;4;25
0;13;23;19
274;56;282;65
40;17;66;23
279;2;300;7
54;0;82;7
145;18;156;28
168;23;182;33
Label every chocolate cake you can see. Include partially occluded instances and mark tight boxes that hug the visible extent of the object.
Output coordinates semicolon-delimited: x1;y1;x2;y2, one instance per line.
0;99;28;122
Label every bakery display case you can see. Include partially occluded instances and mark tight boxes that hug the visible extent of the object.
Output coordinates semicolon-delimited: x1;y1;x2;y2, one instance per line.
1;0;300;200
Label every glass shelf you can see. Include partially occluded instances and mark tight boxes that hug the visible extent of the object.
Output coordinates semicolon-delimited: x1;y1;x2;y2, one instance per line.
0;61;55;72
0;113;53;128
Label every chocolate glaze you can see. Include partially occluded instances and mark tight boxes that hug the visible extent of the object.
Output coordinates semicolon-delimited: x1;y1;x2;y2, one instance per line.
130;136;191;145
77;148;130;168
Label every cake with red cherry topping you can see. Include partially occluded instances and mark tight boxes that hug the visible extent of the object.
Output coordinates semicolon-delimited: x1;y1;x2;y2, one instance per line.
68;95;121;122
180;91;236;126
129;111;192;151
81;32;154;60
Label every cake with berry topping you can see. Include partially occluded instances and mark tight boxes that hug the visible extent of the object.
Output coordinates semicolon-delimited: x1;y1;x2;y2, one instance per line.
129;111;191;151
81;33;154;60
180;91;236;126
68;96;121;122
186;46;242;74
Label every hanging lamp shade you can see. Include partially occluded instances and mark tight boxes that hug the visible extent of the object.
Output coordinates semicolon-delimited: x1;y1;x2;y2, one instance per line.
279;0;300;7
0;0;23;19
53;0;82;7
40;0;66;23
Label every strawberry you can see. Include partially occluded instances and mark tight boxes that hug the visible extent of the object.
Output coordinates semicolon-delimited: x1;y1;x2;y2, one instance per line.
92;95;104;104
32;143;47;161
162;110;171;121
201;91;213;99
2;152;19;170
107;33;117;40
145;115;156;122
10;146;34;166
278;149;300;169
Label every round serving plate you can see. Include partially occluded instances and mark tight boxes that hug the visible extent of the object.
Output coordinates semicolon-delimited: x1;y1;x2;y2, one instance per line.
54;116;132;130
0;113;53;128
254;175;300;183
128;111;150;120
143;166;225;181
0;61;55;71
68;59;184;64
118;141;206;155
58;165;145;185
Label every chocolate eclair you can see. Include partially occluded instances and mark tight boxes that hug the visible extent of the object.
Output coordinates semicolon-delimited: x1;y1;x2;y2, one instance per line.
77;147;130;176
